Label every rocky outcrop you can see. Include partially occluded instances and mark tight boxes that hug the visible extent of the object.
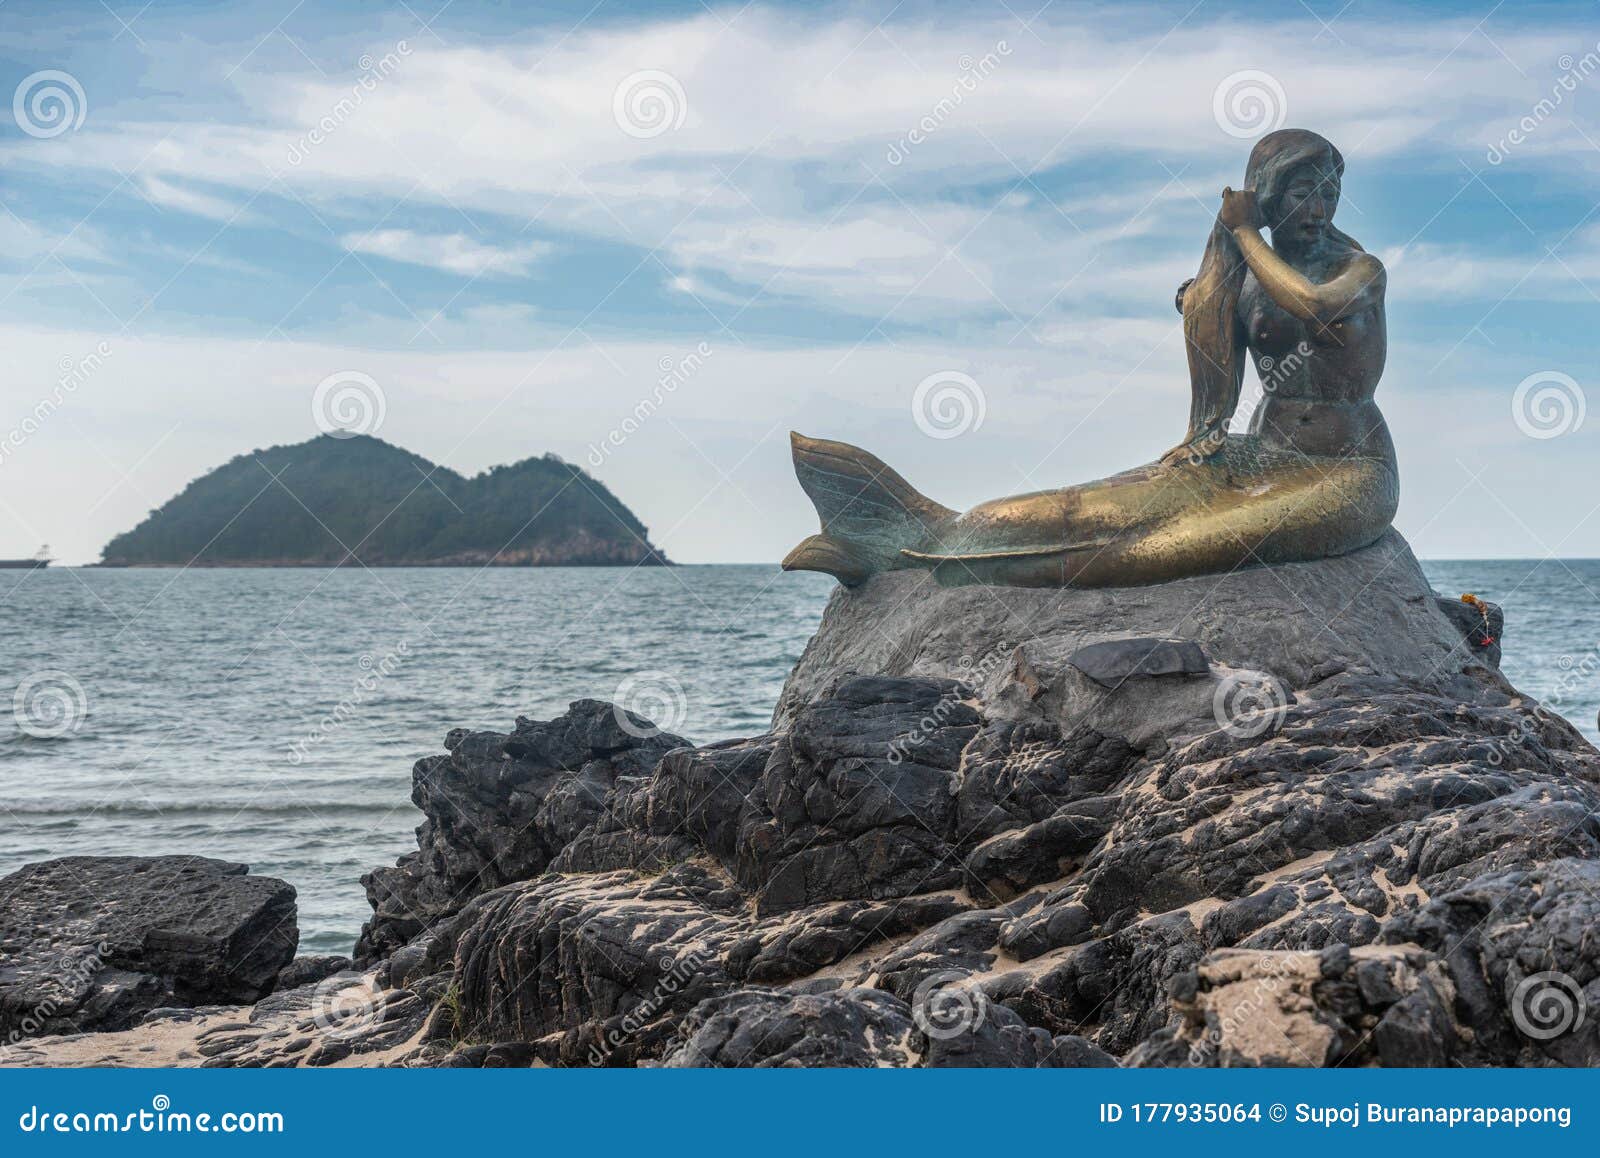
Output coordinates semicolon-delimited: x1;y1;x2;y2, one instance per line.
15;532;1599;1070
0;856;297;1040
354;700;690;962
297;566;1587;1069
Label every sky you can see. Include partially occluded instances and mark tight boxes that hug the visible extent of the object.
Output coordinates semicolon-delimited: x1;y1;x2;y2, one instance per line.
1;0;1597;565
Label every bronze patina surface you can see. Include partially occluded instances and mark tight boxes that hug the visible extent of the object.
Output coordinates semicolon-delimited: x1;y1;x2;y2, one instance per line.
783;129;1399;588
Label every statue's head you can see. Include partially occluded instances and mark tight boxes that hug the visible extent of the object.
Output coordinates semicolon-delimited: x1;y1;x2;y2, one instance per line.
1245;129;1348;250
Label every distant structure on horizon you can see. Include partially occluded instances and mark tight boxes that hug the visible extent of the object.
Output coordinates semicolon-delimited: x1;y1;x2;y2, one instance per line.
0;545;53;570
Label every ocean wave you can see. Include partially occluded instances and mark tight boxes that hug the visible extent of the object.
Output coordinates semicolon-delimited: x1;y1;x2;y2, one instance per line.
7;800;407;817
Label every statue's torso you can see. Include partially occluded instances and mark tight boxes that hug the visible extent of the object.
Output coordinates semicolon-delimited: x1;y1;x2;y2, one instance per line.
1237;248;1394;466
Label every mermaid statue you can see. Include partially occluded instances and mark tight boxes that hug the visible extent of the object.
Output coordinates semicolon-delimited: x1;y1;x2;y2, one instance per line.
782;129;1399;589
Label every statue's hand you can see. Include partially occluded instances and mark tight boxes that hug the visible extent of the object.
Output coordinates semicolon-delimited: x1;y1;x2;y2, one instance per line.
1174;277;1195;315
1219;186;1262;231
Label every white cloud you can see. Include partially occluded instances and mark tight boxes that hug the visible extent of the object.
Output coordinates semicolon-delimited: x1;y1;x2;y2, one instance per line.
0;215;108;267
139;176;249;223
8;7;1589;324
340;229;551;277
1380;236;1600;303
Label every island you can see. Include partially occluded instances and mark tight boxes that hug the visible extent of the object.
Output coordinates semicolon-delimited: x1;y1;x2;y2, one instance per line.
98;434;669;568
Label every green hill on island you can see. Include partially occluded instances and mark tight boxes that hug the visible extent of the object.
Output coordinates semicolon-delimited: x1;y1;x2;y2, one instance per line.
100;435;669;567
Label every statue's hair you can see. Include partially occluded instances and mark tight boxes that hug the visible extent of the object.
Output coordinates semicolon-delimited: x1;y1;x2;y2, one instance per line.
1245;128;1362;253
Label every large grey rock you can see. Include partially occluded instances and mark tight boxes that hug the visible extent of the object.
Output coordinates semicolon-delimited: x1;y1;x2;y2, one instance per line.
1067;638;1209;686
0;856;297;1040
774;529;1508;736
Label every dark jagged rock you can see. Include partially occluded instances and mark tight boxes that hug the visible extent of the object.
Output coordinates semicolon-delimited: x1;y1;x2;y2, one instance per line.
1380;857;1600;1066
953;719;1138;842
354;700;690;963
868;904;1024;1003
924;1001;1117;1068
724;894;970;984
659;988;920;1067
963;796;1119;899
444;862;743;1067
735;676;981;915
0;856;297;1039
274;955;351;991
193;968;442;1067
1127;943;1460;1067
1010;909;1209;1056
551;737;776;877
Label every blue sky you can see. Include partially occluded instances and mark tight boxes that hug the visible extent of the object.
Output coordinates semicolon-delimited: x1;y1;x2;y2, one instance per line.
1;0;1598;563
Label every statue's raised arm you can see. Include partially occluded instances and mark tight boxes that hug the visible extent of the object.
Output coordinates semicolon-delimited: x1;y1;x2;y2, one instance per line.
1225;187;1385;332
783;128;1399;590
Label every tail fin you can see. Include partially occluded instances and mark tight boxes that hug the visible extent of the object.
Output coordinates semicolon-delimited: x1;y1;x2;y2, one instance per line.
781;432;954;585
